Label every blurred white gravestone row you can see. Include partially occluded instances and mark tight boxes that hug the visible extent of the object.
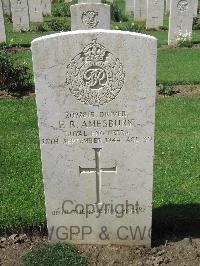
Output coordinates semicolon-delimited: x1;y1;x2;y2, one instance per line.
2;0;11;15
125;0;134;16
0;0;6;43
70;3;110;30
146;0;164;30
10;0;30;32
28;0;43;23
134;0;147;22
168;0;193;45
31;0;157;247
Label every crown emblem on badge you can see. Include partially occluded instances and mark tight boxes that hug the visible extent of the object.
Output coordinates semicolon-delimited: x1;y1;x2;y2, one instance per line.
83;39;107;62
66;39;125;106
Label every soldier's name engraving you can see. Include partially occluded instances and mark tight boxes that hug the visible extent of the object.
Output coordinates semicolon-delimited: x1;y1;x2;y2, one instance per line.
60;119;135;129
61;110;132;129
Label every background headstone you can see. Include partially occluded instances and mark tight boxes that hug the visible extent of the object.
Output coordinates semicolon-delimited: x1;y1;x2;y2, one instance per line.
2;0;11;16
10;0;30;32
70;3;110;30
168;0;193;45
125;0;134;16
28;0;43;23
146;0;164;29
0;0;6;43
134;0;147;21
42;0;51;16
193;0;198;17
165;0;170;14
31;29;157;246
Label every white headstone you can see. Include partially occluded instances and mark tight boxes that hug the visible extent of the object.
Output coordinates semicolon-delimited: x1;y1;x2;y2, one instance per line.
10;0;30;32
0;0;6;43
125;0;134;16
70;4;110;30
42;0;51;16
146;0;164;29
134;0;147;21
165;0;170;14
31;29;157;246
2;0;11;16
168;0;193;45
193;0;198;16
28;0;43;23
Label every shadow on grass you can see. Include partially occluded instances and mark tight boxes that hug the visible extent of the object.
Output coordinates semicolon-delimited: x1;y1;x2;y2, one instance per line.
152;203;200;245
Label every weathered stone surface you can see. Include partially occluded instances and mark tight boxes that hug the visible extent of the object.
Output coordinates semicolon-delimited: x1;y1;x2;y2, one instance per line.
10;0;30;32
71;3;110;30
42;0;51;16
78;0;101;3
125;0;134;16
2;0;11;16
134;0;147;21
146;0;164;29
0;0;6;43
28;0;43;23
165;0;170;14
31;30;157;246
193;0;198;17
168;0;193;45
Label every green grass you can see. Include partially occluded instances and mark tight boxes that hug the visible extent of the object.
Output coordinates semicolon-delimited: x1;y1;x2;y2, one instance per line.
22;243;86;266
5;16;71;46
5;21;54;46
0;97;200;231
153;96;200;220
0;99;45;231
157;48;200;84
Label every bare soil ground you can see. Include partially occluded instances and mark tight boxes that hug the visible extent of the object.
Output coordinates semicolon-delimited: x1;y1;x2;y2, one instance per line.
157;84;200;97
0;233;200;266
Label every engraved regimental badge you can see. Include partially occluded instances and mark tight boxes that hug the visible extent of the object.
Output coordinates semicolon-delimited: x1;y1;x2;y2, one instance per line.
66;39;125;106
177;0;188;12
81;10;99;28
